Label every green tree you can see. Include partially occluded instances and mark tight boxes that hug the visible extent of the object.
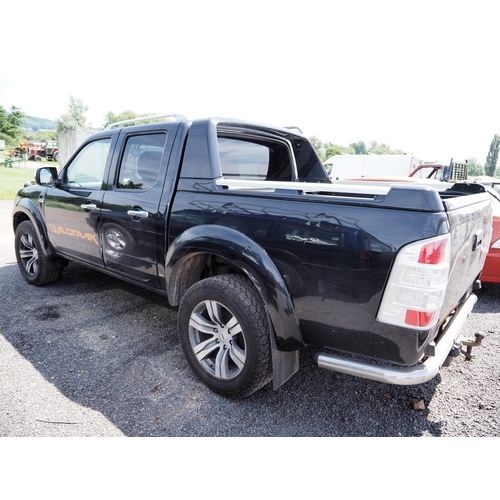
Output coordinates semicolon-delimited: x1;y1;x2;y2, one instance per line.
465;157;484;177
0;105;25;140
22;130;58;142
350;141;367;155
325;145;347;158
484;134;500;177
308;135;323;151
103;109;138;128
309;136;355;161
56;96;89;131
309;135;327;161
367;141;406;155
309;136;408;161
102;110;162;129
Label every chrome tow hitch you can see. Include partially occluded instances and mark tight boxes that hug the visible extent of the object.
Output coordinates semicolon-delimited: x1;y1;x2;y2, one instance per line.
444;332;485;365
458;332;485;361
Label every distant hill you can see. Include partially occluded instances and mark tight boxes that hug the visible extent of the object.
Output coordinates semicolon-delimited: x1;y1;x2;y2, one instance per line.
22;116;57;131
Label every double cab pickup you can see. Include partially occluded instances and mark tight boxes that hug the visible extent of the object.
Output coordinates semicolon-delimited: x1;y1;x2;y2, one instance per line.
12;115;493;397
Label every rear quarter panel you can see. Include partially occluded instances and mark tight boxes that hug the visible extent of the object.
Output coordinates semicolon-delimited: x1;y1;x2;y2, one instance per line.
169;186;450;365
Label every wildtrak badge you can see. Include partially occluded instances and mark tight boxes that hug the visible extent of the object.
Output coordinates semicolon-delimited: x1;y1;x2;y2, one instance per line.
48;224;99;245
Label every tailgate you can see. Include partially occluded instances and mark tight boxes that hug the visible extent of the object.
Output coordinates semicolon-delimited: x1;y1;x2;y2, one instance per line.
440;191;492;317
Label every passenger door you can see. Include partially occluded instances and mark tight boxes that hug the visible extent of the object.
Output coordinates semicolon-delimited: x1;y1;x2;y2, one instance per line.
100;126;176;288
43;135;115;267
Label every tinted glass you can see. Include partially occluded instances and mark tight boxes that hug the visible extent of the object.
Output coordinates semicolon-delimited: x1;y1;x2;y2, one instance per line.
218;135;329;183
64;138;112;190
218;137;292;181
117;133;166;190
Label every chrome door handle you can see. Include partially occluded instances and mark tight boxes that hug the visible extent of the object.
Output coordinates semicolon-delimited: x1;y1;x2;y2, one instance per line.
81;203;97;211
127;210;149;218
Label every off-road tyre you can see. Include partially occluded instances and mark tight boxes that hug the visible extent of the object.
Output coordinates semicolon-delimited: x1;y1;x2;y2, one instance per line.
15;220;63;286
178;274;273;398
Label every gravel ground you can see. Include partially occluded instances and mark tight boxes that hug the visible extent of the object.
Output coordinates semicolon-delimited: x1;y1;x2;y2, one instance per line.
1;199;499;437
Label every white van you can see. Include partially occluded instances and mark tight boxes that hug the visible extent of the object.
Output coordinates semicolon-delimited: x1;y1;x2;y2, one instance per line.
324;154;419;180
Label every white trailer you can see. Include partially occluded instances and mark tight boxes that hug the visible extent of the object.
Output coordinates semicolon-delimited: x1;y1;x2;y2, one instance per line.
324;154;419;180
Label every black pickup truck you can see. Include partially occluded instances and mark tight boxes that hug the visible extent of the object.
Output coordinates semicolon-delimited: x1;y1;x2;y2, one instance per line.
12;115;493;397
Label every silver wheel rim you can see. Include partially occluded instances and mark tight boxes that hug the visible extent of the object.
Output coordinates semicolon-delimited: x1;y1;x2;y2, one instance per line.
188;300;247;380
19;233;39;276
105;228;127;250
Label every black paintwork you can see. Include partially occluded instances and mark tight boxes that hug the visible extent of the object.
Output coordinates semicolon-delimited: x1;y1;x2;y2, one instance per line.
12;117;492;367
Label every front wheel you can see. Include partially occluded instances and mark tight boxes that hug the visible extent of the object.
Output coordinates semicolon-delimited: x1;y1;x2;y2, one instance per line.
178;275;272;398
15;220;63;286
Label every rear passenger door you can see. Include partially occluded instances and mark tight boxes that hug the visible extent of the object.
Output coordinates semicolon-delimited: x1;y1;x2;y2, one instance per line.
100;124;178;288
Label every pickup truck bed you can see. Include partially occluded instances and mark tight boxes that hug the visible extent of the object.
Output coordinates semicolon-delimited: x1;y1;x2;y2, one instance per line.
12;116;493;397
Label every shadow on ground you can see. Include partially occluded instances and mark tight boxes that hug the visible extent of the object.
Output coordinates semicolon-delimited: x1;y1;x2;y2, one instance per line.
0;261;452;437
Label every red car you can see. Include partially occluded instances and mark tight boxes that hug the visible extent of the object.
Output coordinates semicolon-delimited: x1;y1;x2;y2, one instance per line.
480;187;500;284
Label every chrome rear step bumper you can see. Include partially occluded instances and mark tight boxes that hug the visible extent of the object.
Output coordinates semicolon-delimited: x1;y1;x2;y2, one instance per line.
315;294;478;386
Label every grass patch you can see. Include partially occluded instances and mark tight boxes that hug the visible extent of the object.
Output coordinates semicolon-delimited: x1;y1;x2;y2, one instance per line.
0;157;58;201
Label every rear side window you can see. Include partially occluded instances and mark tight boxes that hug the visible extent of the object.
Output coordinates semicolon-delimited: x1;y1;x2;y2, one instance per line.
218;137;292;182
117;133;166;190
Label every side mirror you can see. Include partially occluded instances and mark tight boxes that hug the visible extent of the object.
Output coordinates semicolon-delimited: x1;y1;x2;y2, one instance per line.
35;167;59;187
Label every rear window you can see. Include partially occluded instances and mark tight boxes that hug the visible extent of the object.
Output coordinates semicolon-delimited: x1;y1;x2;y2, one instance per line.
218;134;329;183
218;137;292;181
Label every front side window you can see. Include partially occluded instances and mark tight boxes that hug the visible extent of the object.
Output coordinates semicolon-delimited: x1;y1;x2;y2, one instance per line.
64;138;112;190
117;133;166;190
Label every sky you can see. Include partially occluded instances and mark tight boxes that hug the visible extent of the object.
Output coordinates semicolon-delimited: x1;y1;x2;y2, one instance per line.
1;0;499;164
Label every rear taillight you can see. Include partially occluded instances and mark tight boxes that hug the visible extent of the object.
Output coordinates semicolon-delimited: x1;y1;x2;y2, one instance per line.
377;234;451;330
418;239;448;264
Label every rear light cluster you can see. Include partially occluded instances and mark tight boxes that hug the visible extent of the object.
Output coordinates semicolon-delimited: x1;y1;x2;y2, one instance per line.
377;234;451;330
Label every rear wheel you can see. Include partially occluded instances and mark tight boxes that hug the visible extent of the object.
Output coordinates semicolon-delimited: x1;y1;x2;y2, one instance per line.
178;274;272;398
15;221;63;286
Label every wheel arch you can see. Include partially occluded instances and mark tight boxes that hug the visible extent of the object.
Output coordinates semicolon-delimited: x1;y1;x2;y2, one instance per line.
166;225;304;352
13;198;59;263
